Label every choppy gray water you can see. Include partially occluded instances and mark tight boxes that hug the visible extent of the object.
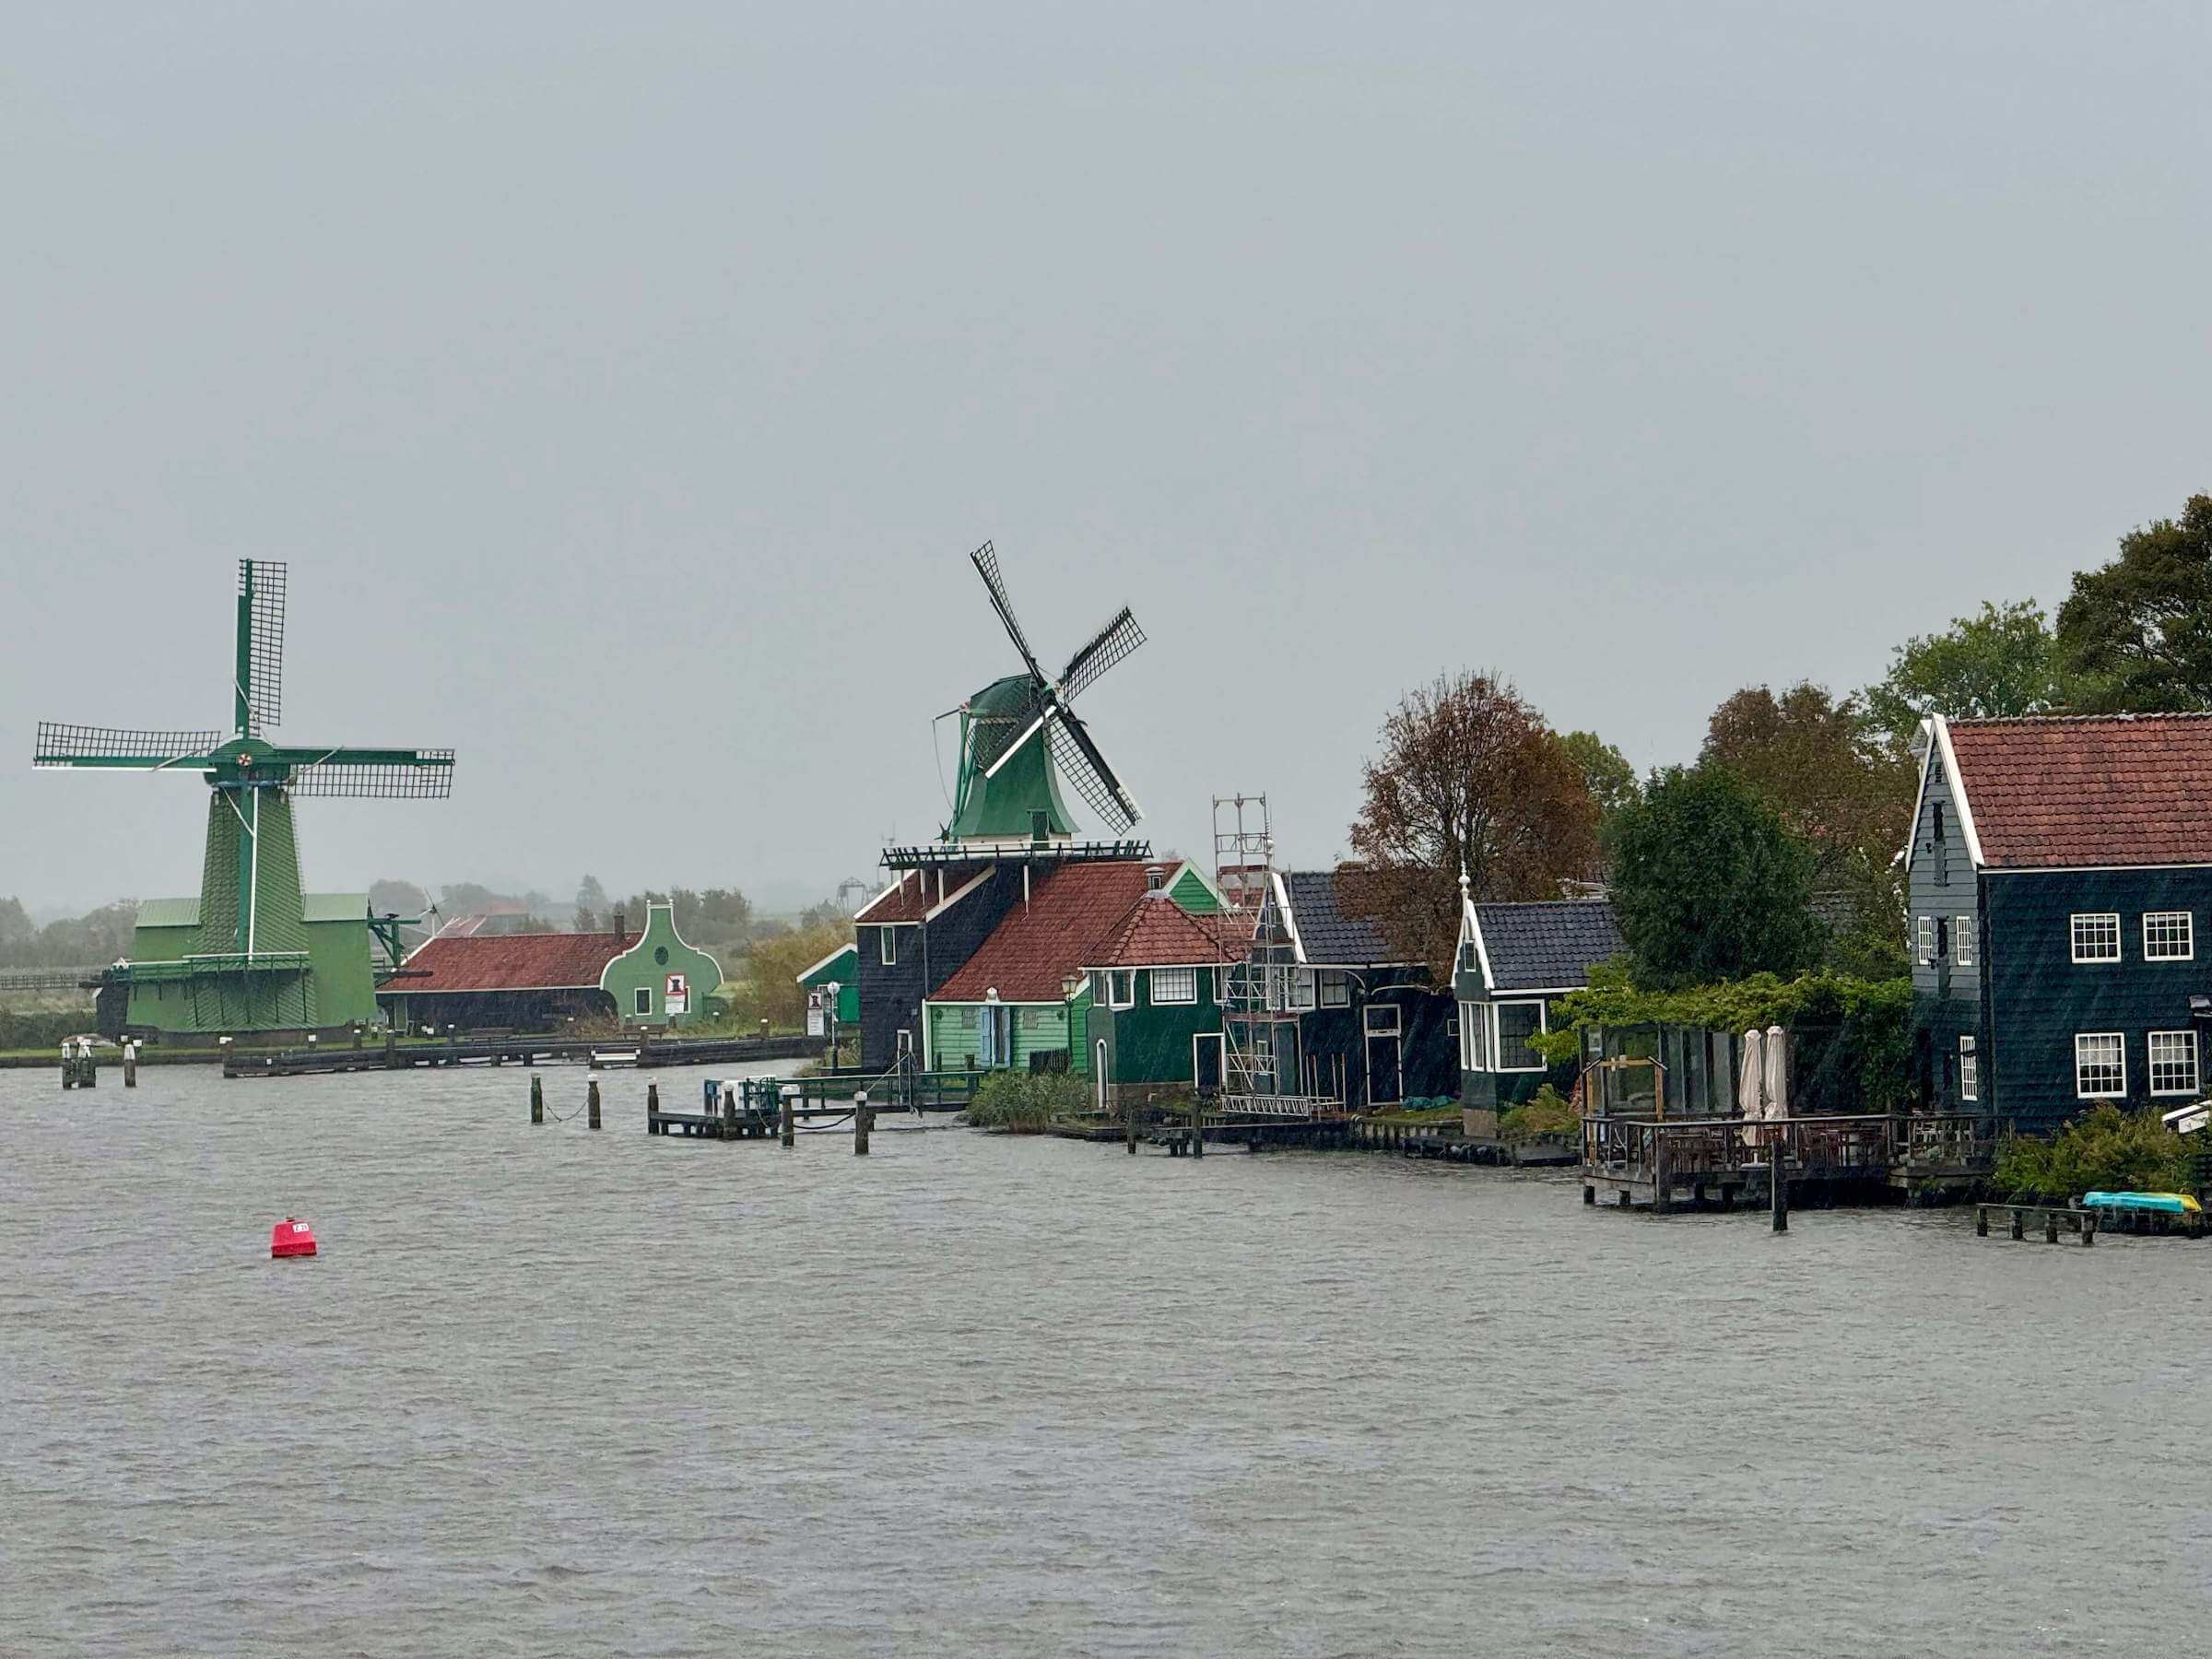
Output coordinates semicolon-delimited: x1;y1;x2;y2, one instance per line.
5;1063;2210;1655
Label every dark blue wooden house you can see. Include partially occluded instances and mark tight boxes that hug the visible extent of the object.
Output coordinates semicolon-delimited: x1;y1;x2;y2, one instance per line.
1250;869;1455;1108
1909;712;2212;1132
1453;890;1623;1130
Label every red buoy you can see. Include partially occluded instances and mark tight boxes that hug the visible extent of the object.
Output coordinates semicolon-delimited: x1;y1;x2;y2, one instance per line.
270;1217;317;1259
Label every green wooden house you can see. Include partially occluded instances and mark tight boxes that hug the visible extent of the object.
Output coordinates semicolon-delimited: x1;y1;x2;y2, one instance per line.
795;942;861;1026
602;902;724;1026
125;889;380;1036
922;860;1225;1078
1453;884;1623;1135
1083;869;1248;1107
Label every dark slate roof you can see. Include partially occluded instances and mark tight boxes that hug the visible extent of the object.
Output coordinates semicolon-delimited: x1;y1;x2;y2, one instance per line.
1283;870;1401;966
1945;713;2212;869
1471;900;1621;992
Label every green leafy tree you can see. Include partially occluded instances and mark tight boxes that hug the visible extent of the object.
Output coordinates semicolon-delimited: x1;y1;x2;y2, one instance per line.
2056;492;2212;711
1609;764;1823;989
1864;599;2082;743
574;874;607;933
1559;730;1640;820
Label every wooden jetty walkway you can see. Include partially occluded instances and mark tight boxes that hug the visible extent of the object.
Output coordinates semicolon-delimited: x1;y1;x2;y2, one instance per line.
1580;1112;1994;1211
642;1071;983;1140
225;1028;824;1078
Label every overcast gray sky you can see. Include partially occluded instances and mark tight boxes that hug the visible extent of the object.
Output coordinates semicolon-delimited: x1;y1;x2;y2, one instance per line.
5;2;2207;914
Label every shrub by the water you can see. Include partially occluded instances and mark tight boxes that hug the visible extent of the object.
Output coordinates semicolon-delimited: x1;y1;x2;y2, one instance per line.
0;1006;101;1052
965;1070;1089;1133
1994;1103;2194;1201
1499;1084;1580;1143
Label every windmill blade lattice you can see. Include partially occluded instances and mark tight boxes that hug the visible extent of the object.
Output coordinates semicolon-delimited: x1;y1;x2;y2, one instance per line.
33;722;225;766
240;559;287;735
1047;708;1140;833
288;751;457;798
1058;606;1145;704
970;541;1046;683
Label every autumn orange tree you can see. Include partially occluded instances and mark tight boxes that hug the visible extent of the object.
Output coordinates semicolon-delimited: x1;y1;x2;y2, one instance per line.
1700;682;1916;976
1344;671;1600;975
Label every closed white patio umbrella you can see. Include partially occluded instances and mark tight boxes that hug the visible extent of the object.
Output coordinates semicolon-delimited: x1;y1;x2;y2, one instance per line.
1738;1027;1765;1145
1763;1023;1789;1121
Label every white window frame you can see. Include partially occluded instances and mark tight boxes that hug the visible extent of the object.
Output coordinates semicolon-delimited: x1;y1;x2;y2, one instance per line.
2144;912;2194;962
2075;1031;2126;1099
1089;971;1108;1006
2149;1030;2199;1098
634;986;653;1016
1363;1002;1401;1036
1958;1035;1978;1102
2070;913;2121;964
1460;1001;1492;1073
879;927;897;967
1492;998;1547;1074
1288;968;1316;1011
1151;967;1197;1006
1318;970;1351;1008
1916;915;1935;966
1109;971;1135;1010
1954;915;1975;969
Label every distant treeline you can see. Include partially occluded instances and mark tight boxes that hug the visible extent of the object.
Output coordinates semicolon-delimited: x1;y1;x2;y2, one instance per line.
0;898;135;970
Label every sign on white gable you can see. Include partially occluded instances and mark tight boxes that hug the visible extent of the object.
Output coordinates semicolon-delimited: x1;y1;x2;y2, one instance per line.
806;990;825;1038
2162;1101;2210;1136
665;971;688;1017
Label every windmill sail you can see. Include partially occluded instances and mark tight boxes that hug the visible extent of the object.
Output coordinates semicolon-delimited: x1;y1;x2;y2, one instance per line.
32;722;224;766
239;559;287;736
1059;606;1145;704
970;541;1046;682
1048;707;1141;833
288;750;457;798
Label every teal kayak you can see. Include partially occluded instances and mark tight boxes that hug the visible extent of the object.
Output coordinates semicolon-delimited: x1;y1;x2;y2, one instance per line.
2082;1191;2203;1215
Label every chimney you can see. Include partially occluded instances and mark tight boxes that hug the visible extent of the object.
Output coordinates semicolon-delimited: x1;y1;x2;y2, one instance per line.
1146;865;1168;893
613;910;627;947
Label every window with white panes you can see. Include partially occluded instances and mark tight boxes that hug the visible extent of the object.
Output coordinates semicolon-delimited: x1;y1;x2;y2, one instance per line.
2071;913;2121;963
1958;1035;1977;1102
2075;1031;2125;1098
1460;1002;1492;1073
1151;967;1197;1005
2150;1030;2199;1097
1288;968;1316;1011
1916;916;1935;966
1954;915;1975;968
2144;912;2194;961
1318;970;1350;1007
1109;971;1135;1009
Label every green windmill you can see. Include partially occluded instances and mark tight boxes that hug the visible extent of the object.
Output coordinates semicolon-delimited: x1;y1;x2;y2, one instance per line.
946;542;1147;844
33;560;454;1036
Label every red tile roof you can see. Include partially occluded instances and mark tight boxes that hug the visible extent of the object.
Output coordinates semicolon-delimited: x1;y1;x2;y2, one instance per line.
1087;894;1254;969
853;865;990;924
388;931;626;994
931;863;1154;1003
1947;713;2212;868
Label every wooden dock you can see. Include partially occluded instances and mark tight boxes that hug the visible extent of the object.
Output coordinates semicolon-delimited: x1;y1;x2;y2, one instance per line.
224;1030;824;1078
1580;1112;1994;1211
642;1071;983;1139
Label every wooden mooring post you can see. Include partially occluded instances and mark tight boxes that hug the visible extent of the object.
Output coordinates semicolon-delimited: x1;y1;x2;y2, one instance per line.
854;1091;871;1156
531;1074;544;1125
781;1086;796;1147
123;1041;138;1088
1124;1090;1136;1155
1771;1147;1787;1234
587;1077;602;1131
1190;1090;1204;1159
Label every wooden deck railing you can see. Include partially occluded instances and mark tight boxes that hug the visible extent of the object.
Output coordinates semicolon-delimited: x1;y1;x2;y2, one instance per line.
1581;1112;1995;1186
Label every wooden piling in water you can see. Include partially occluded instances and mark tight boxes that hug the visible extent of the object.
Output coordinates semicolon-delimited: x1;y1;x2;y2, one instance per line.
531;1074;544;1124
1124;1091;1136;1155
781;1088;795;1147
1771;1155;1787;1233
1190;1090;1204;1159
854;1091;871;1156
587;1077;602;1131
